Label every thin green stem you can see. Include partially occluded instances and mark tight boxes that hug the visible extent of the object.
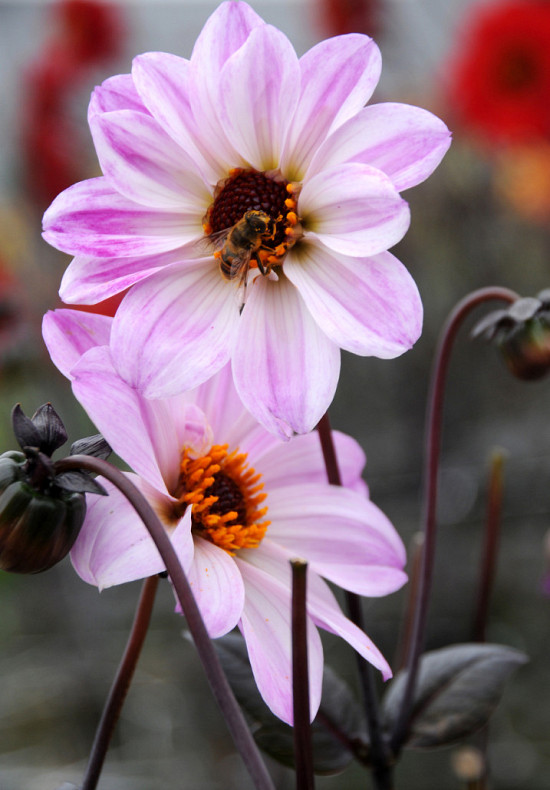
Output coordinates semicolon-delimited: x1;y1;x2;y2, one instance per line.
56;455;275;790
291;559;314;790
389;286;519;756
82;575;159;790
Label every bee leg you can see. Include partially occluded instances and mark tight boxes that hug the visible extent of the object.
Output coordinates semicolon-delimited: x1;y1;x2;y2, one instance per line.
253;251;268;276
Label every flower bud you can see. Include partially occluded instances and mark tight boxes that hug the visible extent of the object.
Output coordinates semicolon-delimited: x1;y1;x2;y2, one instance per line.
0;403;110;574
472;291;550;380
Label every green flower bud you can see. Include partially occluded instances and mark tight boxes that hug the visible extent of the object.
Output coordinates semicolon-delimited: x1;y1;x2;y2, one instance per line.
0;404;110;574
472;291;550;380
0;454;86;573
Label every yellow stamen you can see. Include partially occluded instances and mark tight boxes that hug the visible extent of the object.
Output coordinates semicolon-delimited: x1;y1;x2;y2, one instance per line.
177;444;269;554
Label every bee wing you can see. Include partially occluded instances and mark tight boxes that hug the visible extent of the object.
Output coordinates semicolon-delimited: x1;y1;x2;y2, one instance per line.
229;249;254;286
187;228;230;257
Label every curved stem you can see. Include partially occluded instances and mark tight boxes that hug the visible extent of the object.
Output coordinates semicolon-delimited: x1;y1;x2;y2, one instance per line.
82;575;159;790
56;455;275;790
316;415;392;790
389;286;519;755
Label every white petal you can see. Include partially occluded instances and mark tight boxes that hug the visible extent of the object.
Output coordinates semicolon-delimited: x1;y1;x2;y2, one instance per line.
110;260;240;398
42;309;112;379
285;242;423;358
185;537;245;638
232;274;340;439
236;557;323;724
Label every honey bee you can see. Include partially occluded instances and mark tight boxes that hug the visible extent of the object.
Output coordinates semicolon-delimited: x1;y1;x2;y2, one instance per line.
203;210;277;288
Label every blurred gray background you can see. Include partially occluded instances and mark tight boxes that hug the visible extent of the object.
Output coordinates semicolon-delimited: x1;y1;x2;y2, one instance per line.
1;0;550;788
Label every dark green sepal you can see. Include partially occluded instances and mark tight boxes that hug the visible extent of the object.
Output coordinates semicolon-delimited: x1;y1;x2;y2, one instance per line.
0;478;86;573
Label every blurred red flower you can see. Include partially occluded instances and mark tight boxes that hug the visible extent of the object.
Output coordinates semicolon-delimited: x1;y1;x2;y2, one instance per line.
317;0;380;37
447;1;550;145
21;0;125;207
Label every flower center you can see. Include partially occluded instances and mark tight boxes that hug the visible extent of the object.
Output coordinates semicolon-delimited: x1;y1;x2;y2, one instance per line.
177;444;269;554
203;168;302;275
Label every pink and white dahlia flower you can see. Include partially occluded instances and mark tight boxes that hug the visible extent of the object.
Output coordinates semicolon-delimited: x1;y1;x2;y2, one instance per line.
43;307;408;723
42;0;450;439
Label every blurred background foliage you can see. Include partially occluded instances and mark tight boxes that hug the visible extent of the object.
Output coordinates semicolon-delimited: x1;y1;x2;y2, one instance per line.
1;0;550;787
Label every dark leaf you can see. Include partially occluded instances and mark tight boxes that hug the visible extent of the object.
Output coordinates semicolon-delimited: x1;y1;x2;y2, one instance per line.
70;434;111;460
54;471;108;496
214;631;368;773
30;403;68;455
12;404;42;451
382;643;528;749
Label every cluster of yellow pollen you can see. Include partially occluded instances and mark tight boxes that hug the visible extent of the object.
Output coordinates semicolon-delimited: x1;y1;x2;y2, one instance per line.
178;444;269;555
201;168;302;272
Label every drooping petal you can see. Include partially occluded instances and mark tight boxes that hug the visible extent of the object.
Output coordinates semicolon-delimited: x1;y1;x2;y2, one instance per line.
307;103;452;190
71;477;193;589
42;177;198;258
285;242;422;358
184;536;245;638
71;345;182;495
305;570;393;680
300;163;410;257
42;308;112;379
217;24;300;171
131;52;217;181
232;275;340;439
59;247;189;304
255;429;367;493
245;539;393;679
236;556;323;724
88;73;149;120
90;110;211;210
110;261;240;398
280;34;382;179
266;483;407;596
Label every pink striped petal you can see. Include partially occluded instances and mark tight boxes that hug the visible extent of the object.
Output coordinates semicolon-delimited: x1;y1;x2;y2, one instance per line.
266;483;407;596
59;247;188;304
42;177;197;258
236;557;323;724
286;242;422;358
90;110;211;210
256;429;367;491
187;1;264;175
71;477;193;589
218;25;300;171
280;34;382;179
300;163;410;257
307;103;452;190
185;537;245;638
232;275;340;439
131;53;216;180
71;345;182;495
88;73;149;120
42;308;112;379
110;261;239;398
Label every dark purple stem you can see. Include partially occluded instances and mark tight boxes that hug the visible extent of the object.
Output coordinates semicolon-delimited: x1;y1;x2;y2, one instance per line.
472;450;506;643
389;286;519;755
82;575;159;790
291;559;315;790
55;455;275;790
316;414;392;790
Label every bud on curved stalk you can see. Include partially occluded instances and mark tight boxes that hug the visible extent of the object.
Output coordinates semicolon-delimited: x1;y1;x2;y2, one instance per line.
472;290;550;380
0;403;110;574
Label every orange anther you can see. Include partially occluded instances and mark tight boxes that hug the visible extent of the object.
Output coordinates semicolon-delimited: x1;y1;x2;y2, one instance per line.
284;198;296;209
286;211;298;225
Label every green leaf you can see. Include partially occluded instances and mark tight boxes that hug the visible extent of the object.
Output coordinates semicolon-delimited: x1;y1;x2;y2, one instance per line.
214;631;369;773
382;643;528;749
